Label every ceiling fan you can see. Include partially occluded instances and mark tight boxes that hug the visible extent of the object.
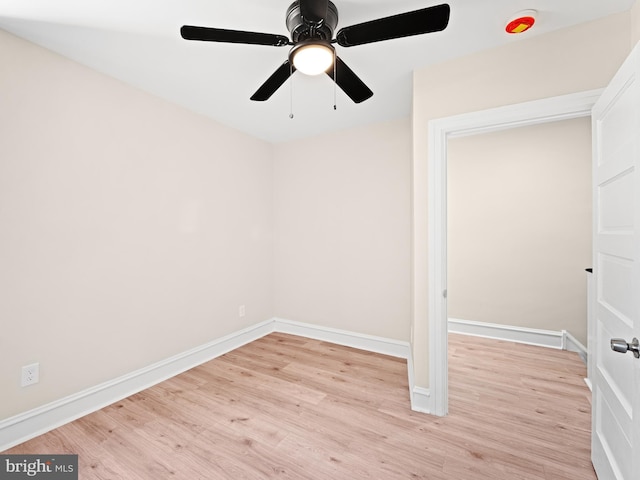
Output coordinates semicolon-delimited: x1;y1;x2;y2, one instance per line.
181;0;450;103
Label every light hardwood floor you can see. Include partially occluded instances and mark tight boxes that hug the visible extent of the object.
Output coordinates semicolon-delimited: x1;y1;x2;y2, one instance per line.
5;333;595;479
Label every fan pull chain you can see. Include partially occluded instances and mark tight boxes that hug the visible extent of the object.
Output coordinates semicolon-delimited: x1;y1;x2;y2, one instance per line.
333;50;337;111
289;62;294;119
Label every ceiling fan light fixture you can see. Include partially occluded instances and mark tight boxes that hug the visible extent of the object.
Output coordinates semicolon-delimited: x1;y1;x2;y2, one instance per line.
182;2;451;102
290;41;334;75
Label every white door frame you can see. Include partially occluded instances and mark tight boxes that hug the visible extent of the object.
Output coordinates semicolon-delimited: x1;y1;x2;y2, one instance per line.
426;88;603;416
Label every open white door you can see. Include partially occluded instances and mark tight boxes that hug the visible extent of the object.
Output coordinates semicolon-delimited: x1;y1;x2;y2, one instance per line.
591;42;640;480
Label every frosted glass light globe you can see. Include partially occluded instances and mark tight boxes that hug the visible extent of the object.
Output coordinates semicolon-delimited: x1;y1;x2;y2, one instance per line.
292;43;334;75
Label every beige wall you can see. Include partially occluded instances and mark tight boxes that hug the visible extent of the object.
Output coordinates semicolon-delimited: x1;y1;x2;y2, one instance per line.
0;30;274;420
447;118;592;345
273;119;412;341
412;12;632;388
632;1;640;47
0;28;413;423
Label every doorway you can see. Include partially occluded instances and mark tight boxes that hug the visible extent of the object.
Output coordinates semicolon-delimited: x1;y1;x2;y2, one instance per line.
425;89;603;416
446;118;592;351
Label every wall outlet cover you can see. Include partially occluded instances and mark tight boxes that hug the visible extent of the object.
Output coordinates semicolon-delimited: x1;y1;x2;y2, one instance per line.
21;363;40;387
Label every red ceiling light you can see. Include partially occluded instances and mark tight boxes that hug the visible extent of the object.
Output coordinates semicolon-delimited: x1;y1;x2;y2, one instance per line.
505;10;537;34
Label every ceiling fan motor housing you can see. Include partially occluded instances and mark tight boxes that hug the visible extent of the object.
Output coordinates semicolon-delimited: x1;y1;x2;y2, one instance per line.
286;1;339;43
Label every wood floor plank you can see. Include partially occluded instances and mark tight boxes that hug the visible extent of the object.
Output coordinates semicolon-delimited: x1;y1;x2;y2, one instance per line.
3;332;596;479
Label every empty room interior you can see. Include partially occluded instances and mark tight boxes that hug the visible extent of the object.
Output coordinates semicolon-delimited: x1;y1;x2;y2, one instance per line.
2;1;639;478
447;118;591;354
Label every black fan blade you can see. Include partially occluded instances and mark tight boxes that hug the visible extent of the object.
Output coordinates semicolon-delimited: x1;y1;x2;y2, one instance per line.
181;25;289;47
336;3;450;47
251;60;296;101
326;56;373;103
300;0;328;25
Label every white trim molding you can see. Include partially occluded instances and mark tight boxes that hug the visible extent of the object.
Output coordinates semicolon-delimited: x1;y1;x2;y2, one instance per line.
1;318;415;451
426;89;602;417
448;318;564;349
410;386;432;414
448;318;588;362
564;330;588;362
405;347;431;414
272;318;410;359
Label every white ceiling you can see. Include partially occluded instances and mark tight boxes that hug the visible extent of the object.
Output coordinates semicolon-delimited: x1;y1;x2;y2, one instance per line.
0;0;634;142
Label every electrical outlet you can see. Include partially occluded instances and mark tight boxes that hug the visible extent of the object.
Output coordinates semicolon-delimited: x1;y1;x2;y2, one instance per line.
239;305;246;318
21;363;39;387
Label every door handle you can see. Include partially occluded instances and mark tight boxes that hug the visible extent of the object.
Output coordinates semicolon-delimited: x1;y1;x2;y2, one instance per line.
610;338;640;358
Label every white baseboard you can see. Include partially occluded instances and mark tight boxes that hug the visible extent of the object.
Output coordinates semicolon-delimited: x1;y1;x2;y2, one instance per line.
404;349;431;414
448;318;564;349
448;318;588;366
563;330;588;365
1;318;415;451
272;318;410;359
410;386;432;414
